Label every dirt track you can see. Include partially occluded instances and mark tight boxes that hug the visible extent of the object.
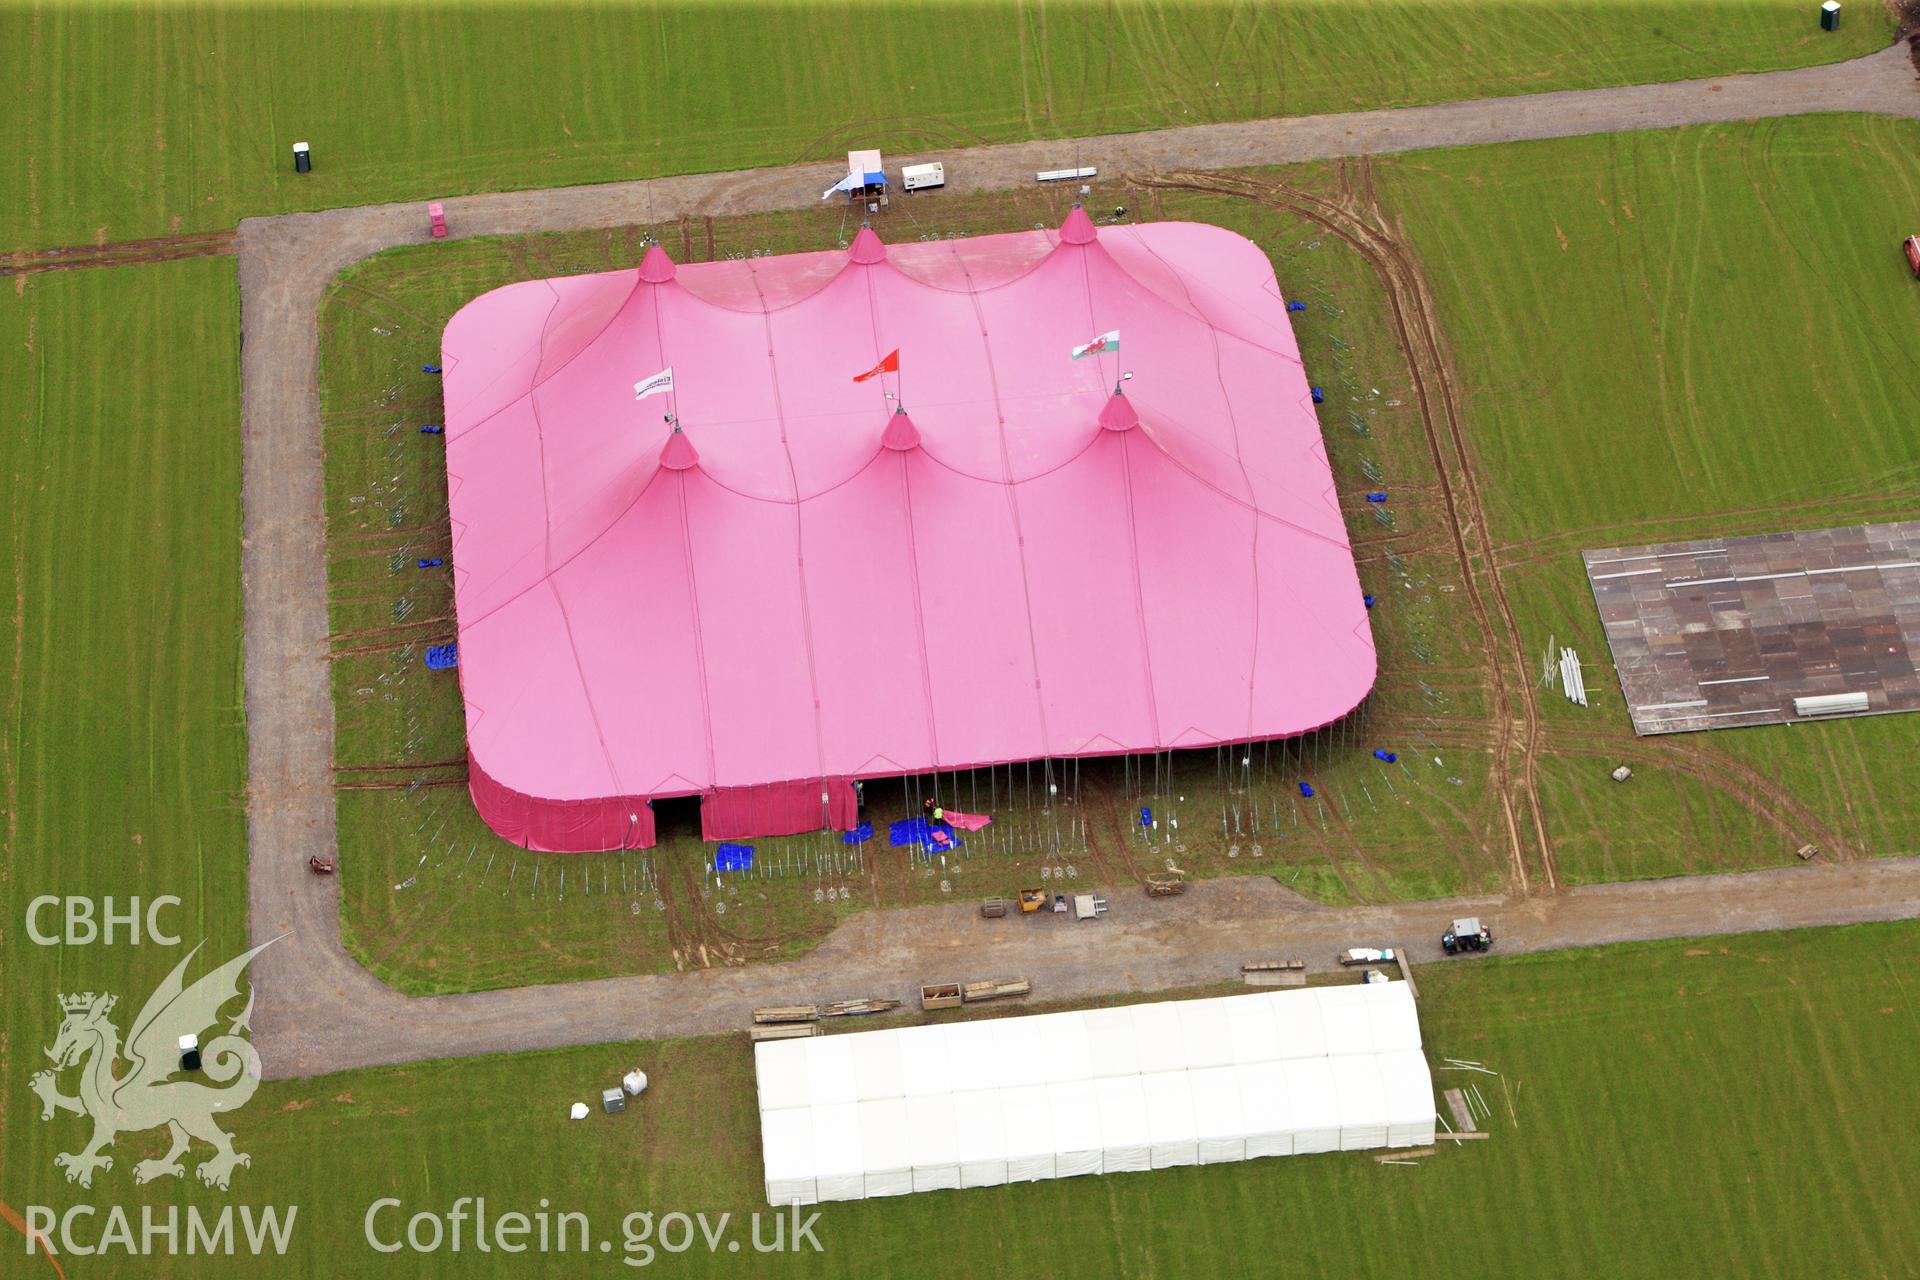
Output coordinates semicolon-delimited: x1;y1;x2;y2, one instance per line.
238;46;1920;1079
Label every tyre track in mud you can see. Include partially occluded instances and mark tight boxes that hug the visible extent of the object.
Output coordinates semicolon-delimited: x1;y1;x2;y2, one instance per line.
0;230;235;276
1136;165;1556;897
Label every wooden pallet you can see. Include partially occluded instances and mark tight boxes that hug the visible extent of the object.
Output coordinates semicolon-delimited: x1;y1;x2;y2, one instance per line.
753;1005;818;1025
1243;959;1308;988
820;998;901;1018
1443;1087;1478;1134
962;977;1031;1003
749;1023;818;1042
1374;1146;1437;1163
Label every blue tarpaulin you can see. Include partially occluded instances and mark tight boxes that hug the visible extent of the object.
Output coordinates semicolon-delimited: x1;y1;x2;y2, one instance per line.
1372;749;1398;763
424;643;458;670
1299;782;1315;798
715;843;754;872
841;821;873;845
889;817;961;852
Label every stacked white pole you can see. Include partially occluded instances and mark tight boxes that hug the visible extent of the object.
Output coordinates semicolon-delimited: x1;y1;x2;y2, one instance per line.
1559;647;1588;707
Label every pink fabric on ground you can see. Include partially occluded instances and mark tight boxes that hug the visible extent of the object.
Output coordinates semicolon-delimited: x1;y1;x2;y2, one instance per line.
441;214;1375;852
699;779;859;842
941;810;993;832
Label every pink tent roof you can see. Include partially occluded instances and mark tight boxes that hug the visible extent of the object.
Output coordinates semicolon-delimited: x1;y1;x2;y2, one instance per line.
440;215;1375;848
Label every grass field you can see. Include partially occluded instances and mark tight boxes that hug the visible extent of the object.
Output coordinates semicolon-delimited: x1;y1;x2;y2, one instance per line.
8;920;1919;1276
0;259;250;1204
1371;113;1920;882
1;0;1895;251
315;113;1920;993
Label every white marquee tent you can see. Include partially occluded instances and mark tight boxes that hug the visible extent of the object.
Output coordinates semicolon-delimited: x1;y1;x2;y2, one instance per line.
754;982;1436;1204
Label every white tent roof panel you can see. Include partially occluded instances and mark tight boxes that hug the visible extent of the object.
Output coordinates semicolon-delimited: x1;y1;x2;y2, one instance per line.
894;1024;953;1097
1364;982;1423;1053
1140;1070;1200;1168
1331;1055;1390;1151
760;1105;820;1206
1047;1079;1105;1178
1131;1004;1188;1075
1000;1085;1059;1183
1176;1001;1236;1070
858;1097;914;1197
1227;996;1283;1065
811;1102;866;1202
1189;1064;1249;1165
803;1036;859;1108
905;1091;960;1192
1094;1075;1152;1174
754;983;1430;1203
944;1020;1004;1092
1034;1012;1095;1084
853;1033;907;1102
1269;991;1328;1060
1377;1048;1438;1148
1083;1006;1143;1077
1235;1061;1296;1159
952;1088;1009;1188
1280;1056;1342;1154
993;1017;1055;1089
753;1039;811;1113
1315;986;1377;1058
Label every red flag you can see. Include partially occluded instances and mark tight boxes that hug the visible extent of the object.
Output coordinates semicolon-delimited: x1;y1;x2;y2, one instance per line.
852;349;900;383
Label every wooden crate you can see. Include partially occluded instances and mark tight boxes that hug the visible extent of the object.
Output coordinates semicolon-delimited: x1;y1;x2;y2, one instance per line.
920;983;963;1011
980;898;1008;919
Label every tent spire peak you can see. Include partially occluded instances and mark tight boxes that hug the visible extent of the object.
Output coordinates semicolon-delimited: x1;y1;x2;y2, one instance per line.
660;423;700;470
638;242;677;284
1098;387;1139;432
848;225;888;265
880;406;921;451
1059;203;1098;246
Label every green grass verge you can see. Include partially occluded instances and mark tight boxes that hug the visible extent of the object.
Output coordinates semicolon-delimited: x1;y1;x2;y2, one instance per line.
11;922;1920;1276
2;0;1894;250
0;257;249;1179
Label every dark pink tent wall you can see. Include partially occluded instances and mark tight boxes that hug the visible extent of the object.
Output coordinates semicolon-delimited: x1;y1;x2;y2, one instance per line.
699;779;860;842
469;751;657;851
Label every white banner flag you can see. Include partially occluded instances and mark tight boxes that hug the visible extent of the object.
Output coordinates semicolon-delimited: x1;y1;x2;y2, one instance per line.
634;367;675;402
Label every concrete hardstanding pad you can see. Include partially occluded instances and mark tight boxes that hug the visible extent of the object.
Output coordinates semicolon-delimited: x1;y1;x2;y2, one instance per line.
1584;521;1920;735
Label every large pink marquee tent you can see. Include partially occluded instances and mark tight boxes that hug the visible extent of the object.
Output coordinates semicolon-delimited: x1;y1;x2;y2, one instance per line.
439;208;1375;851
